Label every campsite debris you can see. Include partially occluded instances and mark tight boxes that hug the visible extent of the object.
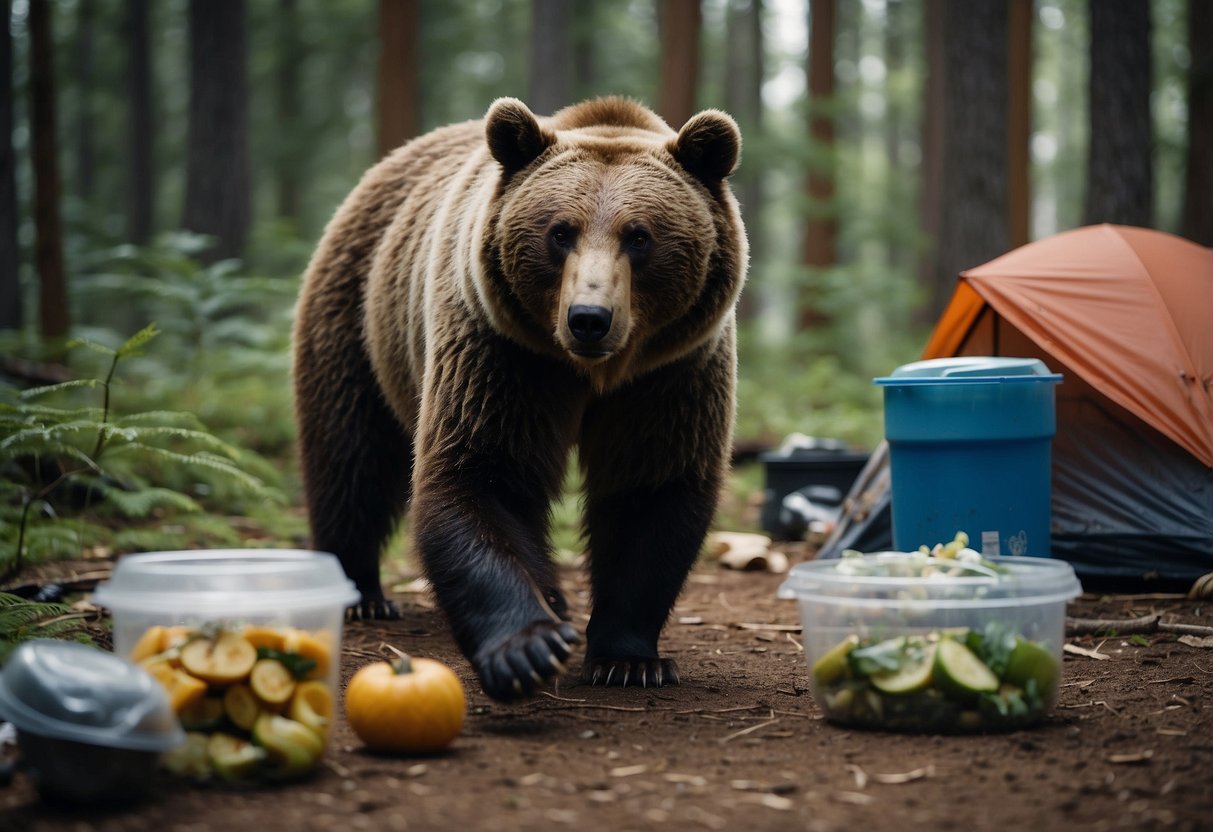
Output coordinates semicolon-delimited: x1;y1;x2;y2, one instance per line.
1177;635;1213;649
1066;615;1213;638
1064;644;1112;660
1188;571;1213;601
1106;750;1154;765
709;532;787;573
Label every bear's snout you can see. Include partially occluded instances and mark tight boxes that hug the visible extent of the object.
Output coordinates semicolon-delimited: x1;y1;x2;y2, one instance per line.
568;304;613;346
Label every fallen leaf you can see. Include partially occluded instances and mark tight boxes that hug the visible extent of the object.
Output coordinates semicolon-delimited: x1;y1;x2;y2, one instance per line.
1177;635;1213;649
1107;750;1154;765
872;765;935;784
1064;643;1111;660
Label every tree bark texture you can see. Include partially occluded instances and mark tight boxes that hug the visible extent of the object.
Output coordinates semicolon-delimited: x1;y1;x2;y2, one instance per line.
376;0;420;159
183;0;251;262
800;0;836;330
276;0;302;222
724;0;764;321
75;0;96;202
658;0;701;129
1084;0;1152;227
529;0;572;116
1007;0;1031;249
936;0;1008;313
126;0;154;245
0;0;21;330
29;0;69;340
1180;0;1213;246
915;0;945;325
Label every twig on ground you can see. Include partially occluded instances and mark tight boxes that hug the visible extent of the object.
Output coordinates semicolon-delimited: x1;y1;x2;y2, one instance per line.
1066;615;1213;638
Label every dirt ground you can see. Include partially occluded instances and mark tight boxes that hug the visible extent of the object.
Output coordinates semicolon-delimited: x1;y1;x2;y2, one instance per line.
2;556;1211;832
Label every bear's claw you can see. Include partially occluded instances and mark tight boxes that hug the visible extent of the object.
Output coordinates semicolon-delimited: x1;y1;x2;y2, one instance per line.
583;657;680;689
346;597;402;622
474;620;580;703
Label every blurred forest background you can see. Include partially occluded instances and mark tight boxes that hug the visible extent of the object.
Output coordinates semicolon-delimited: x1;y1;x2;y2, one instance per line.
0;0;1209;568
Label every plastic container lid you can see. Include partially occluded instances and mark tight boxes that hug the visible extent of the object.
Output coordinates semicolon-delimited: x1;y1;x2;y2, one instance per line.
876;356;1062;385
0;640;184;751
93;549;360;616
778;554;1082;609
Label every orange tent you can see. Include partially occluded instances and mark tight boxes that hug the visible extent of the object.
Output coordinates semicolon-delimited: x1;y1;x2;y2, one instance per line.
823;225;1212;588
924;224;1213;468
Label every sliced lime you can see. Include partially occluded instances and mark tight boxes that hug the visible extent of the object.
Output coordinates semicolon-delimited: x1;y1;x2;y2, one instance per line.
933;638;999;700
812;634;860;687
1003;638;1060;695
870;641;937;694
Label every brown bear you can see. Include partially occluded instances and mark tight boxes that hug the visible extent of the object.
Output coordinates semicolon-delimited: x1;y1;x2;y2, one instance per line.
293;96;747;702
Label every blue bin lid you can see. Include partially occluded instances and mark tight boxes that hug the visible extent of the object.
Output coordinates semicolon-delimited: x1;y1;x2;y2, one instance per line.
875;356;1062;385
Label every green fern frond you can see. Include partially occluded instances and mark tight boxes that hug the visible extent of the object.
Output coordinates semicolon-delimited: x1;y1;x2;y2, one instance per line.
117;323;161;358
114;410;208;430
106;444;275;499
0;593;98;662
89;481;202;518
108;425;239;457
64;336;119;357
18;379;102;400
0;439;99;471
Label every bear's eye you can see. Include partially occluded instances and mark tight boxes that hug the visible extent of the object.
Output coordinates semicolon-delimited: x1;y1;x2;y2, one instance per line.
625;227;651;257
548;222;576;255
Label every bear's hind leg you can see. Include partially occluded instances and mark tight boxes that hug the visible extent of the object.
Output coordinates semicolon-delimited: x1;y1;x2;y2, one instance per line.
295;330;413;620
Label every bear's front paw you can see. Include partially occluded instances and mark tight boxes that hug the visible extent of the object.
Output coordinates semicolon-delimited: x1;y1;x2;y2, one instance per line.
582;657;680;688
346;597;402;622
474;620;580;702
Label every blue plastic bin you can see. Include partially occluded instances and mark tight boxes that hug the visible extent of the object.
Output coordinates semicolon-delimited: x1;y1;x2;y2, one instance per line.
875;357;1062;557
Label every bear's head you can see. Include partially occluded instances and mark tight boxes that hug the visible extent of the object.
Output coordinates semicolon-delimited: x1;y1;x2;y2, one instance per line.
482;97;746;391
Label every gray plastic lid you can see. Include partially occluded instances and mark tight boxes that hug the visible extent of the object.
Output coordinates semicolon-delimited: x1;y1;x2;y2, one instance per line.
0;640;185;751
876;356;1062;385
93;549;359;616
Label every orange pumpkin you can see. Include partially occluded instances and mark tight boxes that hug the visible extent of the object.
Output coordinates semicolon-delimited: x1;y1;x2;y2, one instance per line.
343;649;466;753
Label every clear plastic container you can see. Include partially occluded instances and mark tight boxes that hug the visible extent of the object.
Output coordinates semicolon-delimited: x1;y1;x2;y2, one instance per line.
93;550;358;781
0;639;184;804
779;553;1081;732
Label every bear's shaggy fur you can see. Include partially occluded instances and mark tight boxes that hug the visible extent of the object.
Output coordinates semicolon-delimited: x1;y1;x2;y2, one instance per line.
293;97;747;701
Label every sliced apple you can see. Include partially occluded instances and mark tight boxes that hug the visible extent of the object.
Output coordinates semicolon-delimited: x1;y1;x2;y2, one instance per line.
288;680;333;737
207;732;268;781
142;657;208;713
253;714;325;778
241;625;288;653
250;658;296;708
180;631;257;685
223;683;262;730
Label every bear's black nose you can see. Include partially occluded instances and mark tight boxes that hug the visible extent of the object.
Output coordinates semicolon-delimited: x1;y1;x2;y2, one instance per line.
568;305;613;344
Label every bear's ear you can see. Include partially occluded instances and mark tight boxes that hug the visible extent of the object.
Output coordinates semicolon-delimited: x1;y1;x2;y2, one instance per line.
485;98;556;178
669;110;741;187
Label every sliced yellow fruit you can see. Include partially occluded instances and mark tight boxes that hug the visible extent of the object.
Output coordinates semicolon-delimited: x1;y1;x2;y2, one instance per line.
142;658;208;713
812;634;859;687
180;631;257;685
223;683;262;730
250;658;296;708
241;625;288;653
283;629;332;680
288;681;333;737
253;714;325;778
933;638;999;700
130;625;170;663
871;642;937;695
207;732;267;781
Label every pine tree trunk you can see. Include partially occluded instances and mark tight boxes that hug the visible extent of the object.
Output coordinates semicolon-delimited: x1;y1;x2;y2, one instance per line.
1007;0;1031;248
800;0;836;330
915;0;945;325
1083;0;1152;227
29;0;69;340
724;0;763;322
571;0;598;97
276;0;302;222
182;0;251;262
936;0;1008;311
529;0;572;116
658;0;701;129
0;0;21;330
376;0;420;158
1180;0;1213;246
126;0;154;245
75;0;96;203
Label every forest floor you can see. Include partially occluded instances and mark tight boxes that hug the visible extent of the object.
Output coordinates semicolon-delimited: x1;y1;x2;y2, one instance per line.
2;551;1212;832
